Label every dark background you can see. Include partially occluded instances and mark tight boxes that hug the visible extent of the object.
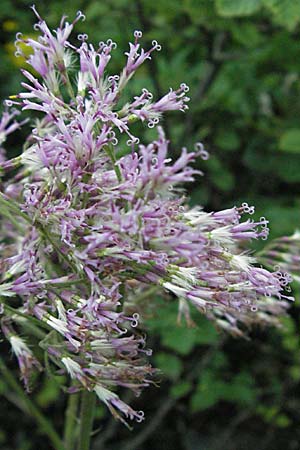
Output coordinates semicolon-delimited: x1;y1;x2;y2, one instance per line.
0;1;300;449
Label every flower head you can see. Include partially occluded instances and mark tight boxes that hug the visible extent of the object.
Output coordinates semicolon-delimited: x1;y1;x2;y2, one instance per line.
0;9;293;424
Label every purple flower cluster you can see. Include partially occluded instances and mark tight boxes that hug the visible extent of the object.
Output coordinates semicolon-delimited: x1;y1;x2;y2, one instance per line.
0;8;293;423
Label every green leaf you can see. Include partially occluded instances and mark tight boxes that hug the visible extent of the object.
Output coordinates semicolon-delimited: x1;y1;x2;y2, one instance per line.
183;0;216;24
208;156;235;191
256;405;279;422
194;317;219;345
230;23;263;47
279;129;300;153
190;389;219;411
170;381;192;399
282;334;299;351
263;0;300;30
215;0;262;17
154;352;183;380
222;372;257;405
276;414;291;428
289;366;300;381
215;130;241;151
161;326;198;355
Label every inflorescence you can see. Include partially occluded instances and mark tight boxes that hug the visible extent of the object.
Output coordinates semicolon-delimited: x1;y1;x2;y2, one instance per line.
0;7;293;424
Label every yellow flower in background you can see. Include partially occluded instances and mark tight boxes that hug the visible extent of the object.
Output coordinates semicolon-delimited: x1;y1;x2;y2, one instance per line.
2;20;18;32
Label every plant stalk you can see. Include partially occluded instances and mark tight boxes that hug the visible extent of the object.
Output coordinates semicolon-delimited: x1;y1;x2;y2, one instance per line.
77;390;96;450
64;392;80;450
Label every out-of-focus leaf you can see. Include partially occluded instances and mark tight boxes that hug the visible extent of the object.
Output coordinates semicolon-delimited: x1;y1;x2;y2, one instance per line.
256;405;279;422
222;372;257;405
214;130;241;151
35;376;62;407
263;0;300;30
289;366;300;381
183;0;216;24
194;317;219;344
161;326;198;355
230;23;263;47
191;370;256;412
170;381;192;399
276;414;291;428
190;387;219;411
208;156;235;191
215;0;262;17
154;352;183;380
279;129;300;153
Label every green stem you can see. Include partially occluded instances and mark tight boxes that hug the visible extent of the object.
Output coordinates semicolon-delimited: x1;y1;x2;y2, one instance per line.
0;357;66;450
3;304;51;332
0;192;31;232
0;209;24;232
77;391;96;450
64;392;80;450
0;192;31;224
104;145;122;182
37;224;80;275
61;68;75;100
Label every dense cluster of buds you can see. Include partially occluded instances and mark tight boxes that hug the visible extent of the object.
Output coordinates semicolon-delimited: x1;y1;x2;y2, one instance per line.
0;7;293;424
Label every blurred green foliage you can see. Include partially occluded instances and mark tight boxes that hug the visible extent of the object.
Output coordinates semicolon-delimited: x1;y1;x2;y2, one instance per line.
0;1;300;449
